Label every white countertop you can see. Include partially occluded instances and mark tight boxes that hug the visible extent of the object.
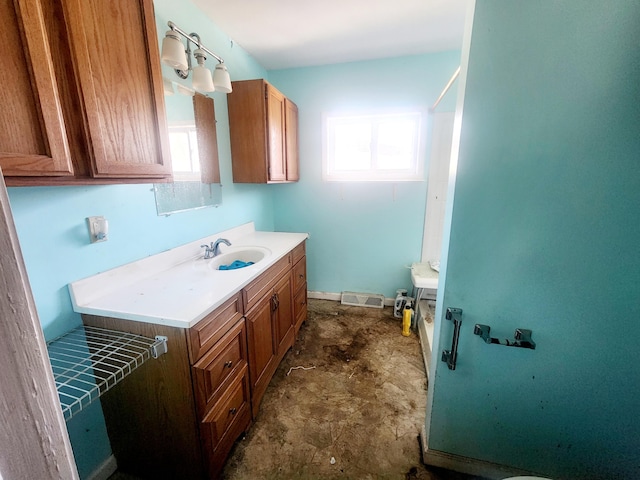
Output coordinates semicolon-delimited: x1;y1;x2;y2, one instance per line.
68;223;308;328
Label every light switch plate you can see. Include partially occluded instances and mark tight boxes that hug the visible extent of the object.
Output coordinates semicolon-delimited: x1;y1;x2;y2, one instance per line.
86;216;108;243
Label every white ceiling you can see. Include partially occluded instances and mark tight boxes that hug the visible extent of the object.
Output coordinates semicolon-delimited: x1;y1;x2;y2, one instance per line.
191;0;469;70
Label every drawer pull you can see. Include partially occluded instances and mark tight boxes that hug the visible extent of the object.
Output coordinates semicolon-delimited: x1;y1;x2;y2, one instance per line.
224;360;233;368
229;407;237;415
299;274;304;279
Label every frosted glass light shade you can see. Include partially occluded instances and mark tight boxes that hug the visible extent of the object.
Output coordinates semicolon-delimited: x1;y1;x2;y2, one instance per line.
161;31;188;70
192;65;215;92
213;64;232;93
162;77;175;96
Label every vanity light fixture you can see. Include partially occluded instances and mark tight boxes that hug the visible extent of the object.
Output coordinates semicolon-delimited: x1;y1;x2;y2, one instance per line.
160;21;232;94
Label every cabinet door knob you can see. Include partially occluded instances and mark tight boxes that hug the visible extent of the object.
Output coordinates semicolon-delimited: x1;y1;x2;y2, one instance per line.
229;407;237;415
224;361;233;368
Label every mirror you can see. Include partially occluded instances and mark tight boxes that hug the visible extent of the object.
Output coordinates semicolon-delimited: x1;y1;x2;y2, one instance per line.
154;88;222;215
153;8;223;215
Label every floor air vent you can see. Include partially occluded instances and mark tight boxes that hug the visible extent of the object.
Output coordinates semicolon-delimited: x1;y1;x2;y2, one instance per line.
340;291;385;309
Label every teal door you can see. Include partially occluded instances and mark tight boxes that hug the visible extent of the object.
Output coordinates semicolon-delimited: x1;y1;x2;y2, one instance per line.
424;2;640;479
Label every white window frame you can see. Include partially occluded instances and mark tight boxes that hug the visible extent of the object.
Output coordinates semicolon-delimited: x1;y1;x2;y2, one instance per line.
167;123;201;182
323;110;425;182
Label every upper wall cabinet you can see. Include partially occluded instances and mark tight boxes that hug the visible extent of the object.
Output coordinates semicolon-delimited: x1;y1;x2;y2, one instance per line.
0;0;171;186
228;79;299;183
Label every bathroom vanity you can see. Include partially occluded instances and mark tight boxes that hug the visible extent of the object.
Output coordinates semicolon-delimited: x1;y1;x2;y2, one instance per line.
69;223;307;478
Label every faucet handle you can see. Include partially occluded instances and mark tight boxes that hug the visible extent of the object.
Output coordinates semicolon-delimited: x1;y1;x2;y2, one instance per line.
201;243;215;259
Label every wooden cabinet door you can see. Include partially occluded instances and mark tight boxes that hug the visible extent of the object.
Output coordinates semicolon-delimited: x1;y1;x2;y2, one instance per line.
62;0;171;178
273;272;294;361
266;84;286;182
245;294;276;416
228;79;268;183
284;98;299;181
193;93;220;184
0;0;73;176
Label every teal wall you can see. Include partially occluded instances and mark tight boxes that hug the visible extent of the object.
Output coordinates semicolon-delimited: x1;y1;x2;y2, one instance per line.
268;51;460;299
428;1;640;478
6;1;269;477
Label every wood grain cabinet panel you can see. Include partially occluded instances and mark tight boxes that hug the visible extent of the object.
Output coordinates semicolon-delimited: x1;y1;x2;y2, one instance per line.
284;98;299;182
292;244;308;336
200;367;251;479
80;242;307;478
242;253;292;312
61;0;171;179
245;294;277;417
0;0;73;177
291;241;305;265
266;86;286;181
192;319;247;417
201;366;251;448
82;307;250;479
273;272;294;362
294;282;308;335
244;246;303;417
193;93;220;184
228;79;299;183
292;256;307;293
189;293;243;363
2;0;171;185
82;316;206;480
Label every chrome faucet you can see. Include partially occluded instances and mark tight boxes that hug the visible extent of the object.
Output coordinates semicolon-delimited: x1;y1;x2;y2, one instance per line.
201;238;231;259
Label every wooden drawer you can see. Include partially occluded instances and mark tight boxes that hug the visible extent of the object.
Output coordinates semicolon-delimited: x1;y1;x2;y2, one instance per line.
200;366;251;454
293;283;307;334
291;241;305;265
189;293;243;363
192;319;247;417
242;254;292;311
292;256;306;293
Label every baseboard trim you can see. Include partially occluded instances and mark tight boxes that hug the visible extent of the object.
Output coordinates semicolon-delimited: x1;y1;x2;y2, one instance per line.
419;426;537;479
308;291;341;301
86;455;117;480
417;317;431;381
308;291;395;307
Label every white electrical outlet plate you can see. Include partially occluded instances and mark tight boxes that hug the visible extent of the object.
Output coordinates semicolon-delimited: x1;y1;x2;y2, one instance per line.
86;216;108;243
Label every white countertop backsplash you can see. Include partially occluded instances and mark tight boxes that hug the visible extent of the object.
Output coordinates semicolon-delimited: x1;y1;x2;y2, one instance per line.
68;222;308;328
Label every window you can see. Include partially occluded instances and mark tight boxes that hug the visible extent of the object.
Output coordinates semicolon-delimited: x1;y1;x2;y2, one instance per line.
168;125;201;181
324;111;424;181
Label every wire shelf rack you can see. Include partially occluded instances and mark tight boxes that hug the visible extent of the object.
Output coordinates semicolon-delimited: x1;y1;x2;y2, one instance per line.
46;325;164;421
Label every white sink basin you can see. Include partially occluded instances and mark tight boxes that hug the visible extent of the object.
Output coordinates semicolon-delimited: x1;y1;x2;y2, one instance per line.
207;247;271;271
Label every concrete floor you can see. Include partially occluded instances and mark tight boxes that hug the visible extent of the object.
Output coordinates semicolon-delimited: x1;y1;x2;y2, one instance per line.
109;299;484;479
222;299;482;480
